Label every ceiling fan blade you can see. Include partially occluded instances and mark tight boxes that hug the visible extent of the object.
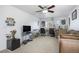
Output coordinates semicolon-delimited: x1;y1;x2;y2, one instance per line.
48;5;55;9
48;10;54;13
36;10;42;12
38;5;44;9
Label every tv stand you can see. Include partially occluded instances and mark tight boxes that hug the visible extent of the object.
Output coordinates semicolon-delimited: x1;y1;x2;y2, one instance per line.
26;31;31;34
22;32;32;44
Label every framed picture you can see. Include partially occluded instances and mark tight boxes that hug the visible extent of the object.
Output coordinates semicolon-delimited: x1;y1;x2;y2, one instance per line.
61;19;66;25
69;17;70;26
72;9;77;20
41;21;45;27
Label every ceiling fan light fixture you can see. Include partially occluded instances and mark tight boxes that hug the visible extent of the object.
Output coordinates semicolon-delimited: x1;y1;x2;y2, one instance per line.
42;10;48;13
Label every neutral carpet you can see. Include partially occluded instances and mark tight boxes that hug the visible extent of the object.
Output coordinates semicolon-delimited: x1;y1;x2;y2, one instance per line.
0;36;59;53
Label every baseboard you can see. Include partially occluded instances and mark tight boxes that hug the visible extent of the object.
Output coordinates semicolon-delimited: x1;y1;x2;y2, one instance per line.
0;48;6;51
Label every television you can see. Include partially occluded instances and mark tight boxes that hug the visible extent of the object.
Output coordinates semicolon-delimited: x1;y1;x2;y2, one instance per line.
23;26;31;32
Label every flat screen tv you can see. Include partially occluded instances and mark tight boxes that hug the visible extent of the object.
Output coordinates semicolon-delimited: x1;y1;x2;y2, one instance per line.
23;26;31;32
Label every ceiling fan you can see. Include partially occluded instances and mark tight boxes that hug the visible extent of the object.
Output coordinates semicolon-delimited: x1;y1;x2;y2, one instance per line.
36;5;55;13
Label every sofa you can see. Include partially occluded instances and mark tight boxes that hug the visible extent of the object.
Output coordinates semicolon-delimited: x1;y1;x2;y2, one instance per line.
59;29;79;53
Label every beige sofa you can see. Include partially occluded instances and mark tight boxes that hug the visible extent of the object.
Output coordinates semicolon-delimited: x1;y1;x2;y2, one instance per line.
59;29;79;53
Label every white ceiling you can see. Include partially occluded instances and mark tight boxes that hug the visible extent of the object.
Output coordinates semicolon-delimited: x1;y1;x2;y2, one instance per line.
13;5;76;18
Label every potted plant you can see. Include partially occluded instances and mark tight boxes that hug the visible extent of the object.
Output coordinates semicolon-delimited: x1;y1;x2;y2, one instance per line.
10;30;17;39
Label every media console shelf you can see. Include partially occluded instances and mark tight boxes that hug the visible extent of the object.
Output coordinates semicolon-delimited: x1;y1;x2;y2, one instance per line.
22;32;33;44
